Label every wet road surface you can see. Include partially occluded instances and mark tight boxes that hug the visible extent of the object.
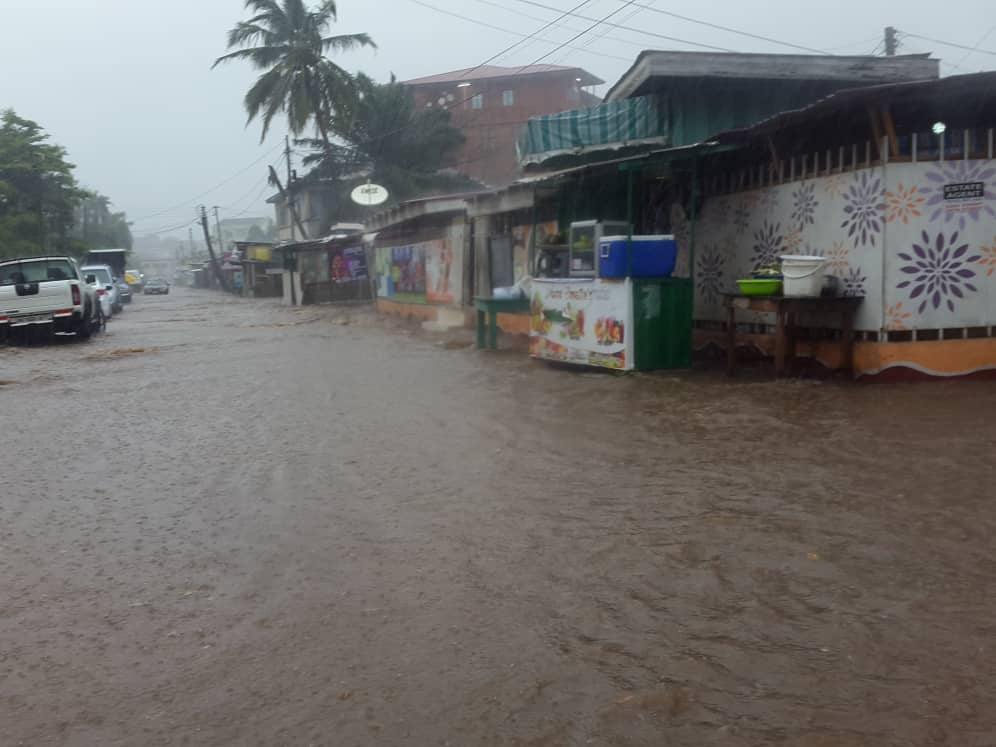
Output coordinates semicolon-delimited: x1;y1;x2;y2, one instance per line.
2;288;995;746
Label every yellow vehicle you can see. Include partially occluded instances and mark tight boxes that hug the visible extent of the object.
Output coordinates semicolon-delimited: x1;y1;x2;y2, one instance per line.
124;270;143;292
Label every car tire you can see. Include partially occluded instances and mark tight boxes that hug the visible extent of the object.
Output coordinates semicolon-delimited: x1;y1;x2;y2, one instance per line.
76;305;94;339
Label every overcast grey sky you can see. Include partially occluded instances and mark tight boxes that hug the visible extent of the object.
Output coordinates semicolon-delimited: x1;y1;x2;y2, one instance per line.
1;0;992;237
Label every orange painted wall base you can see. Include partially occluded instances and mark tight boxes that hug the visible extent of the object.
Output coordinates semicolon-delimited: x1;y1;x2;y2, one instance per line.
696;330;996;380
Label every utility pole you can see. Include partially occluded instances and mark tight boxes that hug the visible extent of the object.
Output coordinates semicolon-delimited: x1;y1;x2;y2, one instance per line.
199;205;227;291
284;135;297;243
212;206;225;257
188;227;195;260
884;26;898;56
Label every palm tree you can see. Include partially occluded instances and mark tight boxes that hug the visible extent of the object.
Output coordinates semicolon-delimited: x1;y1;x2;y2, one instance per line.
213;0;374;144
300;74;480;218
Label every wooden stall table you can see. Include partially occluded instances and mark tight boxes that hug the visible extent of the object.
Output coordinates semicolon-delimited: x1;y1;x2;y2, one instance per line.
475;296;530;350
723;294;863;377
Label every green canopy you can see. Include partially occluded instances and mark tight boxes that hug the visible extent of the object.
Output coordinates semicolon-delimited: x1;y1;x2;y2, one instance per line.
517;95;669;168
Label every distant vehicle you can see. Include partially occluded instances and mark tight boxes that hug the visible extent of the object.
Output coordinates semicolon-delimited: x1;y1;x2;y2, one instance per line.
125;270;143;292
81;264;121;313
144;278;170;295
0;256;100;338
117;278;132;304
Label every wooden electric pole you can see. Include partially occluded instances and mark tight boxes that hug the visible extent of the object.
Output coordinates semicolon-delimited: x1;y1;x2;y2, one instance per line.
884;26;898;56
212;206;225;256
199;205;227;290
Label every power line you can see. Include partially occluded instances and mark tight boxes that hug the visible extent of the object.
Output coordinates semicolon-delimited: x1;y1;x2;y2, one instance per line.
515;0;643;72
551;0;651;65
129;141;284;226
956;23;996;67
621;1;831;54
503;0;734;53
899;30;996;58
406;0;631;63
825;36;883;52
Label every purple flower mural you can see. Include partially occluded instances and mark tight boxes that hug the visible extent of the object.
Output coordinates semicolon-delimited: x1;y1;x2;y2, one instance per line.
696;247;725;306
841;172;886;248
791;183;818;230
750;220;784;270
841;267;867;298
897;230;982;314
920;161;996;230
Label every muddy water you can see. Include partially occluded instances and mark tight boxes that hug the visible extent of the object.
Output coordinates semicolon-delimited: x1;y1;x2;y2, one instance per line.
1;289;994;746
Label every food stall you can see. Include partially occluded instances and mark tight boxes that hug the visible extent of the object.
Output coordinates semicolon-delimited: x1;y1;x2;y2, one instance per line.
530;230;692;371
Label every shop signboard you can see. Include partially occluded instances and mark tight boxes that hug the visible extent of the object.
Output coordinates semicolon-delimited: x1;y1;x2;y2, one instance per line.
330;245;368;284
529;278;634;371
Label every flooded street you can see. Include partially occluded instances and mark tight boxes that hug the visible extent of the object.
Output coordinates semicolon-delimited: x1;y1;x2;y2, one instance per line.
2;288;995;746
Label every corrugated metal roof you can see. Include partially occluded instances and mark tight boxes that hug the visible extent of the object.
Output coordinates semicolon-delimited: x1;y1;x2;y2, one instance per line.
404;64;602;87
712;71;996;143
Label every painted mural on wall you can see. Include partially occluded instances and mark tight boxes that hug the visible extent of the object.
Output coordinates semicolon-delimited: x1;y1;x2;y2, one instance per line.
376;232;464;306
376;244;426;303
425;240;455;304
695;158;996;334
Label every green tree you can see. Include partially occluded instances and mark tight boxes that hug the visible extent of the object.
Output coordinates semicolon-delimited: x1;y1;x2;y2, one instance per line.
0;110;85;259
74;191;133;250
301;74;479;217
213;0;374;144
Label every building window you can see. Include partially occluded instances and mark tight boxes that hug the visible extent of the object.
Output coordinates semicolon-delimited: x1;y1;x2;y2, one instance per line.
471;94;484;110
502;89;514;106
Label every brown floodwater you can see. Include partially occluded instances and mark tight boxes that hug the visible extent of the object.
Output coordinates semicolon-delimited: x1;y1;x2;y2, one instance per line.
1;288;994;746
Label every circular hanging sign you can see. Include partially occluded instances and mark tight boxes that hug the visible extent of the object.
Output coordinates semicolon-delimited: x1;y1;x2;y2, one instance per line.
350;182;389;207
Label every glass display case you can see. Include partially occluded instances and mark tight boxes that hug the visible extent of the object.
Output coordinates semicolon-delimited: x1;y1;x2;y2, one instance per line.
569;220;630;277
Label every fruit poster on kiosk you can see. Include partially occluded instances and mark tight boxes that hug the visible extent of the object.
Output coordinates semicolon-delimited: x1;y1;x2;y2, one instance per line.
529;278;634;371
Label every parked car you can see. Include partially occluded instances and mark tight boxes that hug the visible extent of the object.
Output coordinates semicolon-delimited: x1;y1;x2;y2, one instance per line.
0;256;100;338
83;270;114;320
81;264;121;313
144;278;170;295
116;278;132;304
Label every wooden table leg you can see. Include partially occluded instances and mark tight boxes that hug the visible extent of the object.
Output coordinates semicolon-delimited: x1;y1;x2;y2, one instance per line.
726;304;737;376
842;309;856;373
488;311;498;350
774;310;787;378
786;312;797;374
476;309;486;349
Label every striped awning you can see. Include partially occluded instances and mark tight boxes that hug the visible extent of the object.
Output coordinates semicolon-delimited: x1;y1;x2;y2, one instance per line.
517;95;669;168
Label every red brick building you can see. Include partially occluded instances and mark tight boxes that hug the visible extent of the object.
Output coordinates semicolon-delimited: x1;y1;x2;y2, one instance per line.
404;64;603;187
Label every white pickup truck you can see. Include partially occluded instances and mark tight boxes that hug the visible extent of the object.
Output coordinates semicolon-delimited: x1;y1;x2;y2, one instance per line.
0;256;100;339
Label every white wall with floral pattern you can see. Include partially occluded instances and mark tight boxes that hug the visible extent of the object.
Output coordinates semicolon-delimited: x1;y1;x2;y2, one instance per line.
693;159;996;335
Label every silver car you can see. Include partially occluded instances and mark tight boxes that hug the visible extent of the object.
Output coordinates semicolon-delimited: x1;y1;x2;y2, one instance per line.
81;265;122;313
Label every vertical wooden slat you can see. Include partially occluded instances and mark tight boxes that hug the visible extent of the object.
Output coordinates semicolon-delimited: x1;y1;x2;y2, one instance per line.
912;133;918;163
964;129;970;161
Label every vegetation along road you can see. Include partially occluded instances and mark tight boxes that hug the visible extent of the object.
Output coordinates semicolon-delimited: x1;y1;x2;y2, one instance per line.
2;288;995;745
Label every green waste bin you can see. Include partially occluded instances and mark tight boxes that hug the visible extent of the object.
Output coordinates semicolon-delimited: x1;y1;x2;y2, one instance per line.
632;277;693;370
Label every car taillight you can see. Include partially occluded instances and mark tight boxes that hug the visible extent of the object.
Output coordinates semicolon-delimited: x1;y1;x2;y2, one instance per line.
97;288;105;296
71;284;81;305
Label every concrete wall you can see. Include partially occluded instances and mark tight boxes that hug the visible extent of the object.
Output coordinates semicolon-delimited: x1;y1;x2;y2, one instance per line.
694;151;996;378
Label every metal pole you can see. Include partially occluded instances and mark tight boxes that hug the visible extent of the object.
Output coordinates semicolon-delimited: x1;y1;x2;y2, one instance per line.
626;169;634;278
689;158;698;284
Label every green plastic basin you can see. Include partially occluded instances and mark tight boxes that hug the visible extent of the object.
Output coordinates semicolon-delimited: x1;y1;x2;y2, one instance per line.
737;278;783;296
